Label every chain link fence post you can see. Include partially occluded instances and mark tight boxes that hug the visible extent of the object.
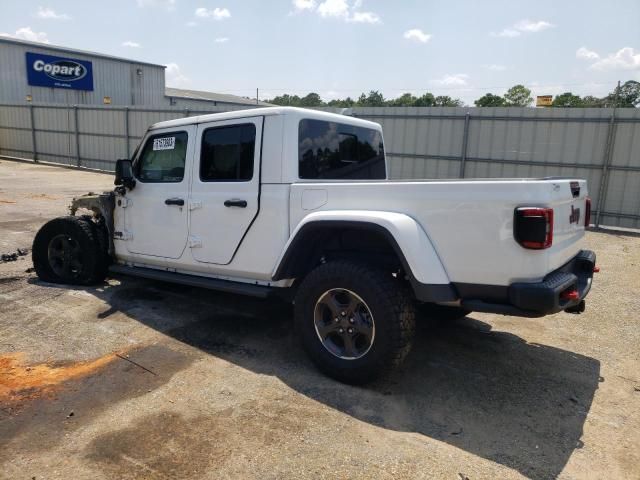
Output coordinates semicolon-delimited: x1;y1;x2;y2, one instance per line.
29;104;37;162
459;112;471;178
74;105;81;167
594;110;617;228
124;106;130;159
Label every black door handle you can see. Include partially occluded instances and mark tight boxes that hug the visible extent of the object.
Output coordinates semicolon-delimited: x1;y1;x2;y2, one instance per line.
165;198;185;206
224;199;247;208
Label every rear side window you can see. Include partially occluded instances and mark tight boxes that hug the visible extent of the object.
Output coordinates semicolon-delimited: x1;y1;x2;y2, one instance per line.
136;131;188;183
298;119;386;180
200;124;256;182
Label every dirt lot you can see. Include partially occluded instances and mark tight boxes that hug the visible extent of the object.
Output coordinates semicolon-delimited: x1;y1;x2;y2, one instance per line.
0;159;639;480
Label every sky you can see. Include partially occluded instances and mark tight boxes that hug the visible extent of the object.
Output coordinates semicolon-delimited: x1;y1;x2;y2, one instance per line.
1;0;639;105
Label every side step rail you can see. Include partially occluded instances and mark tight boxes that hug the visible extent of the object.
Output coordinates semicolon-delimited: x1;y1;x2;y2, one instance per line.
109;264;274;299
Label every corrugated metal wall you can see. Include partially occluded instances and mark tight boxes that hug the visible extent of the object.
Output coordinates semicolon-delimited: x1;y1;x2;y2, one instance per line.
0;103;244;171
0;103;638;229
0;40;167;106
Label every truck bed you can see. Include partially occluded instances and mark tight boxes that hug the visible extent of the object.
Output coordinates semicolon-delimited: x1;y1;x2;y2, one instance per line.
290;178;588;287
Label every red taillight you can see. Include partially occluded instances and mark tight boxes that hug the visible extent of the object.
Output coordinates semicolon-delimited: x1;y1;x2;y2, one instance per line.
584;197;591;228
514;207;554;250
560;288;579;301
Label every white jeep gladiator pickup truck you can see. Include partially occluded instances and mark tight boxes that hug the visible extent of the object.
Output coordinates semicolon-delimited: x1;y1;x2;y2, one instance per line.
32;107;596;383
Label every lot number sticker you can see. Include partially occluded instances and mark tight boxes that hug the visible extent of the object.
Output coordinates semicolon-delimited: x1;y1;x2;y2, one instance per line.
153;137;176;151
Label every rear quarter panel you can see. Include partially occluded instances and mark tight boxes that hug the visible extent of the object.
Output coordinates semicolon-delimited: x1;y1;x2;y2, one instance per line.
289;179;587;286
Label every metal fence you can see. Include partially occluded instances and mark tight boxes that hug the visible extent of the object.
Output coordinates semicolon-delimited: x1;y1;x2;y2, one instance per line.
0;102;248;171
1;103;639;229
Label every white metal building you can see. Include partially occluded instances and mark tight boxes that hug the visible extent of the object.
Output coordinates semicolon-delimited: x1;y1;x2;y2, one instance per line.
0;37;268;108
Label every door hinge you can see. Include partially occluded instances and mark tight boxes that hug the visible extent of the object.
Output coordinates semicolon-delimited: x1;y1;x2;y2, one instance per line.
114;230;133;241
117;197;131;208
188;236;202;248
189;200;202;211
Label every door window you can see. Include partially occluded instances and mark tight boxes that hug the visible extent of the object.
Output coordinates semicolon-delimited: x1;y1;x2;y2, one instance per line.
200;124;256;182
136;131;188;183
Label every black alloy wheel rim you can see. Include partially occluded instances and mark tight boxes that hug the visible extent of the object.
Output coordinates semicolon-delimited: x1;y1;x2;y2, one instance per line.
47;234;83;279
313;288;375;360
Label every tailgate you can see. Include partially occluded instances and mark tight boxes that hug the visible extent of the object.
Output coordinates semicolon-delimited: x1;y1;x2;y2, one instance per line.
546;179;589;271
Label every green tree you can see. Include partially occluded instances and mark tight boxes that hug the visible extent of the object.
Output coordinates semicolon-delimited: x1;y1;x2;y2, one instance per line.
581;95;604;108
388;93;418;106
299;92;324;107
357;90;386;107
327;97;356;107
413;92;436;106
474;93;506;107
503;84;533;107
433;95;464;107
267;94;302;106
551;92;584;107
604;80;640;107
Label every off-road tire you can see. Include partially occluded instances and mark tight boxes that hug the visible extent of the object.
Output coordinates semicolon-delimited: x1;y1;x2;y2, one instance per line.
79;214;111;280
294;260;416;384
32;216;107;285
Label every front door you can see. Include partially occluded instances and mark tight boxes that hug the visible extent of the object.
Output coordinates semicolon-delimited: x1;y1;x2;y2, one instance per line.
124;126;195;259
189;116;263;264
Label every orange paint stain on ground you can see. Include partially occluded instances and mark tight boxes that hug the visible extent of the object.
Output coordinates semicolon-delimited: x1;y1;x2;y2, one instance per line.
0;352;119;405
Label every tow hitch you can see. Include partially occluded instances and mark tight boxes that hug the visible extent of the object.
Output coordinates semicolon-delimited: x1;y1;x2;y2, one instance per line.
563;264;598;314
565;300;586;314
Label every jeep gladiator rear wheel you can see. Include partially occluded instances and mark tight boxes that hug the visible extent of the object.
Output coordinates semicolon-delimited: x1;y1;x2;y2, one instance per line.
32;216;107;285
295;260;415;384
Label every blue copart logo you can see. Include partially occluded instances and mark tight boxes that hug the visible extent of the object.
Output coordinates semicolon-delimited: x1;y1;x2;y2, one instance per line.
32;59;87;81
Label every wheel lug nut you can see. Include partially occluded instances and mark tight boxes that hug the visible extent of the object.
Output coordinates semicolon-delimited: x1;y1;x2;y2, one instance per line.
347;327;354;334
341;311;346;316
349;317;355;324
334;317;340;323
338;328;344;333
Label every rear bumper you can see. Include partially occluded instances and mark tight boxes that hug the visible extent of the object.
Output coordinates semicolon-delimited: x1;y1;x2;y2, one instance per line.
458;250;596;318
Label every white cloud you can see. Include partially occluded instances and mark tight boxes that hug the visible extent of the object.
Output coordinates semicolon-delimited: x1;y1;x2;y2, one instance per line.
0;26;50;43
293;0;316;11
349;11;380;23
434;73;469;86
195;7;231;20
590;47;640;71
484;64;507;71
136;0;176;10
214;37;229;43
317;0;349;18
495;28;520;38
36;6;71;20
165;63;191;88
293;0;380;24
576;47;600;60
492;19;554;37
186;21;197;27
515;19;554;33
121;40;141;48
403;29;431;43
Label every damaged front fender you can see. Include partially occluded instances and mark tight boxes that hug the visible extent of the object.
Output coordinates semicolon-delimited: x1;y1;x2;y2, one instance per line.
69;192;115;255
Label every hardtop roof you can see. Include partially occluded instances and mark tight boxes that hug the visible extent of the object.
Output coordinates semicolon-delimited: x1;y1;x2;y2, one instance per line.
148;106;382;131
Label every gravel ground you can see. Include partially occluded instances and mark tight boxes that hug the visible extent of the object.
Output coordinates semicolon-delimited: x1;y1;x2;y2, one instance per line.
0;159;639;480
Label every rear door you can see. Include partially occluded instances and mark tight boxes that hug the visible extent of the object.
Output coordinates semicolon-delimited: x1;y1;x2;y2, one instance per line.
124;126;195;259
188;116;263;264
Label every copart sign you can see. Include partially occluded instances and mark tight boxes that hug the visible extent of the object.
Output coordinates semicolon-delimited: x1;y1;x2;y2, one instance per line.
26;52;94;91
